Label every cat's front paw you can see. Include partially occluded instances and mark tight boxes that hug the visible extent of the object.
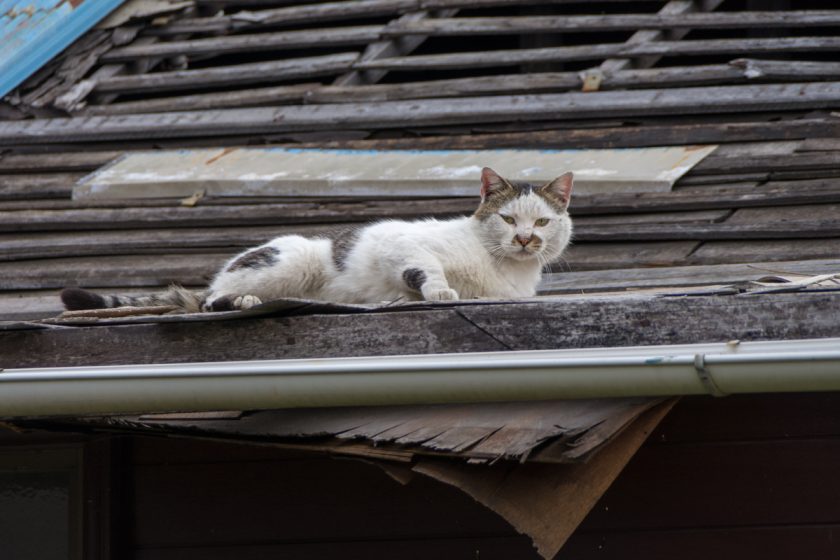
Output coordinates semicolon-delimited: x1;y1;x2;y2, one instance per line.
234;295;263;309
426;288;459;301
204;294;263;311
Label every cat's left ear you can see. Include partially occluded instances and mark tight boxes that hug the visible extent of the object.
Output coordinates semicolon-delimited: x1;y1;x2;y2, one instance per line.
541;172;573;209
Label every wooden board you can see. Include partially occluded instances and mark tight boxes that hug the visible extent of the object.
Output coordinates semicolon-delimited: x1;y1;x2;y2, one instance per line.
561;242;700;270
5;292;840;368
725;202;840;224
287;119;840;151
94;52;359;94
539;258;840;294
102;25;383;62
689;238;840;265
0;254;226;290
0;173;80;200
355;37;840;71
0;226;312;261
384;11;840;36
5;84;840;145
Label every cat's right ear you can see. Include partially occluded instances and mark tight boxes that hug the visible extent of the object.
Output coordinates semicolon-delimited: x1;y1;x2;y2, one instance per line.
480;167;507;201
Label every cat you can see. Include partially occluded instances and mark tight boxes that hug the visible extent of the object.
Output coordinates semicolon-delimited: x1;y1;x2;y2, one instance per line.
61;167;573;313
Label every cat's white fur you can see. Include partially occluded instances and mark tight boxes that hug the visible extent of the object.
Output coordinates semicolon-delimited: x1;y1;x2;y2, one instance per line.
204;168;573;308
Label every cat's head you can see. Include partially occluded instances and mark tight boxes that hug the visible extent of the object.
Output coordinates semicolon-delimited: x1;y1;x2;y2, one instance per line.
472;167;573;264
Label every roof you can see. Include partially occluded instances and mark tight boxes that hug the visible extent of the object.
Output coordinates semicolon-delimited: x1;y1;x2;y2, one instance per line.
2;1;840;556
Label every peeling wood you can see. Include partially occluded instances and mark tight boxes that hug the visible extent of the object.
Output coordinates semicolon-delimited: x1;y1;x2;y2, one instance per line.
413;399;678;559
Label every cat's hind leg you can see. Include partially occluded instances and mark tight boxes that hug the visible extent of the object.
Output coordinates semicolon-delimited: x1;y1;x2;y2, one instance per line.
203;236;333;310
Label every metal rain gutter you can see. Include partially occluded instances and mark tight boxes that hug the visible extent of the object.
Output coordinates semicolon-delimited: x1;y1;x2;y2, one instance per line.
2;337;840;417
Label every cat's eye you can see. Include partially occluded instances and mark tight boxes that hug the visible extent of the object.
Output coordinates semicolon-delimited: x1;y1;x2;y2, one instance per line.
500;215;516;225
535;218;550;227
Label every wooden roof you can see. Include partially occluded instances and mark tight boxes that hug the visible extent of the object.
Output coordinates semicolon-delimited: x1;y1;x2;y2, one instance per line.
2;0;840;320
3;4;840;553
3;0;840;440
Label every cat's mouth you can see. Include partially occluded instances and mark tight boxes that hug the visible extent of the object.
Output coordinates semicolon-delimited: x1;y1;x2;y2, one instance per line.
509;246;539;259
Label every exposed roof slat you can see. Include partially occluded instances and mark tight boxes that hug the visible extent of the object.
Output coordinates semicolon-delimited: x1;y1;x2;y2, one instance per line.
102;25;383;62
94;51;359;94
382;11;840;37
5;83;840;145
355;37;840;71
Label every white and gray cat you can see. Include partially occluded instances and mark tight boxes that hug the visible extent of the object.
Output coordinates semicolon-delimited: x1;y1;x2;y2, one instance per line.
61;167;573;312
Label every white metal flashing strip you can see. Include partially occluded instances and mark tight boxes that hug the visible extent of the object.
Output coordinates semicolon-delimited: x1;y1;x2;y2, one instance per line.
73;145;716;200
2;337;840;417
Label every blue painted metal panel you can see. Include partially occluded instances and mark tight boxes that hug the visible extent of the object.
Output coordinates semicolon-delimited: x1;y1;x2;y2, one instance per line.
0;0;126;99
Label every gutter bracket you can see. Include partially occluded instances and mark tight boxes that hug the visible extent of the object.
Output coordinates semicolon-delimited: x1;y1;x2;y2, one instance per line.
693;353;728;397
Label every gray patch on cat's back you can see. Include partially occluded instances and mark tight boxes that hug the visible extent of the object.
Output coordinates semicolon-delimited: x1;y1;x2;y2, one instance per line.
226;246;280;272
403;268;427;292
330;227;360;270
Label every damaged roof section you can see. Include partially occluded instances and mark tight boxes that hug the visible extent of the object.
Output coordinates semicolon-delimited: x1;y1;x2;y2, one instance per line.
1;1;840;123
50;397;661;464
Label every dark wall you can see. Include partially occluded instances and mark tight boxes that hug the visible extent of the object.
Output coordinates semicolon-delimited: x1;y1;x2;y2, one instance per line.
5;393;840;559
126;437;537;560
560;393;840;560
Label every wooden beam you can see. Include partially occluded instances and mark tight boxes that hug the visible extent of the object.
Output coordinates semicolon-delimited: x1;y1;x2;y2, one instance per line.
83;84;317;116
290;118;840;151
383;10;840;37
539;258;840;294
86;62;788;115
693;152;840;175
10;179;840;234
4;82;840;144
354;37;840;72
94;52;358;94
147;0;419;35
0;201;474;234
102;26;383;62
311;64;751;104
4;292;840;368
149;0;670;35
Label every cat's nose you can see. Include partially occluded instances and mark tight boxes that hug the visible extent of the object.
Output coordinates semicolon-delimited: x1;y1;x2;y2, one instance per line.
515;234;532;246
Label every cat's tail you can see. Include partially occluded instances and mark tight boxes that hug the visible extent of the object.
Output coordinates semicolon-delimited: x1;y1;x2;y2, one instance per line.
60;285;205;313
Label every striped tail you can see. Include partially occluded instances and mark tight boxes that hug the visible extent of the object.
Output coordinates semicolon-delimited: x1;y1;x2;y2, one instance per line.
60;286;205;313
